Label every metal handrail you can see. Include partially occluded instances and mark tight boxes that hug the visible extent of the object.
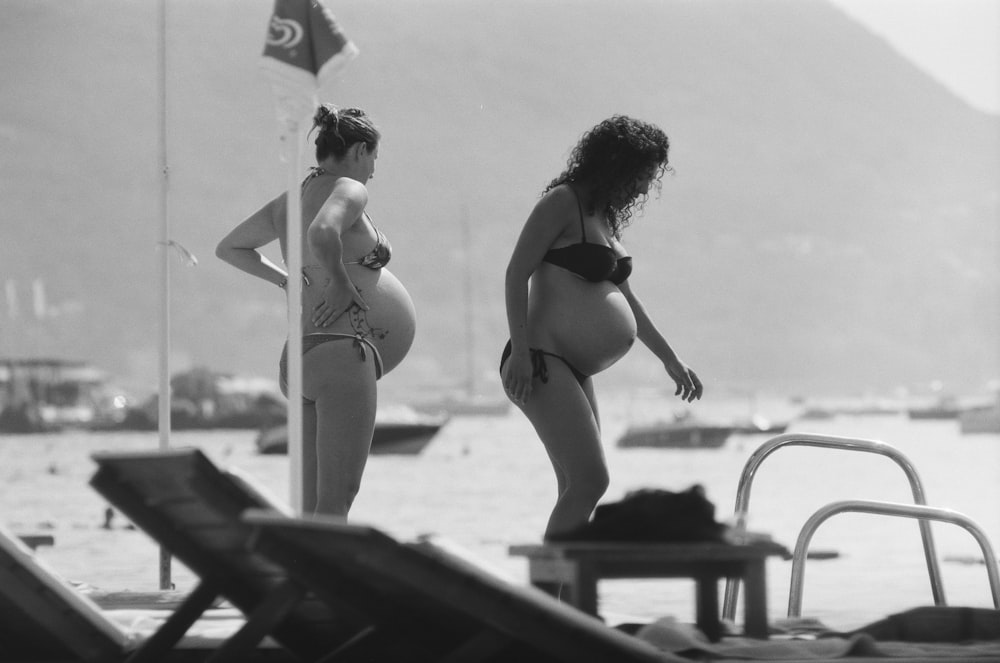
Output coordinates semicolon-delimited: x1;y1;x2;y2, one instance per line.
788;500;1000;616
721;433;945;623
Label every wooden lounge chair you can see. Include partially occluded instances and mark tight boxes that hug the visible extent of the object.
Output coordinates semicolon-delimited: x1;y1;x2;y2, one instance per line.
0;520;137;661
0;517;289;662
89;447;376;662
242;509;688;663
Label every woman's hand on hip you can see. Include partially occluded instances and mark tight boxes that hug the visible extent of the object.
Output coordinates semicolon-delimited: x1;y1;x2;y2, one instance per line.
502;349;534;405
313;280;369;327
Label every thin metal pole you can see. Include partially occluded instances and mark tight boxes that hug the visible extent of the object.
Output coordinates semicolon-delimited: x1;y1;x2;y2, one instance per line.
788;500;1000;616
460;205;475;396
156;0;172;590
722;433;945;621
284;120;305;515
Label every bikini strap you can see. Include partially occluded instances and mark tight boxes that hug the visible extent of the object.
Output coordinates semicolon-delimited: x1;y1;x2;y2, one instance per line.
362;212;387;246
569;185;588;243
301;166;325;193
529;349;550;384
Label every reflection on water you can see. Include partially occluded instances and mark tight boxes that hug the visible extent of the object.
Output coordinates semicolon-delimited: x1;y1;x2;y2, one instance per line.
1;396;997;632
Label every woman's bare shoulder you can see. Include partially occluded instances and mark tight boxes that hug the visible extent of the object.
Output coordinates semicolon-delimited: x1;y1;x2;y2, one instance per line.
539;183;577;206
532;184;580;221
520;184;580;246
330;177;369;205
308;177;369;231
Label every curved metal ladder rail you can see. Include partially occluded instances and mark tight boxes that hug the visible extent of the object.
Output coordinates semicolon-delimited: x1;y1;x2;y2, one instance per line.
788;500;1000;616
721;433;945;623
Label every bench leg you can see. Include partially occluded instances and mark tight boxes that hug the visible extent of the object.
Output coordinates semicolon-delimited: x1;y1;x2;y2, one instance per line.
561;562;598;616
694;577;722;642
741;561;769;639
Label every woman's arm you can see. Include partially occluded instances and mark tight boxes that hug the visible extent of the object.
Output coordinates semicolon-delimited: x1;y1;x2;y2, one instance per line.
307;177;370;327
619;279;703;402
215;194;287;287
502;187;573;403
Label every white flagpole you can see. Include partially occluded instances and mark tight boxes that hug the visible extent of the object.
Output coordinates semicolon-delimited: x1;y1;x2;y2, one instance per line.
262;0;358;515
156;0;172;589
281;116;306;515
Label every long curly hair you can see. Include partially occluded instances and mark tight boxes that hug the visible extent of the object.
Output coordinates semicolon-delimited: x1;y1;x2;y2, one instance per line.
545;115;671;238
310;104;380;161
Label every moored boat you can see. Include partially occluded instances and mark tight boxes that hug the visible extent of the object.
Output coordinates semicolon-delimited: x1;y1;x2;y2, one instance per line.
907;395;961;420
111;368;287;431
0;358;128;433
730;414;789;436
412;391;510;418
797;405;836;420
959;396;1000;434
617;413;733;449
256;405;449;455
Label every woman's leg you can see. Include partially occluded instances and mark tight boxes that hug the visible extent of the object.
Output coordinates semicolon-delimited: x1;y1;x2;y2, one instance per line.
519;362;609;538
302;341;378;516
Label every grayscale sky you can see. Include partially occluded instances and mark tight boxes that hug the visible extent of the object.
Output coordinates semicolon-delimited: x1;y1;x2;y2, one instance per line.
829;0;999;114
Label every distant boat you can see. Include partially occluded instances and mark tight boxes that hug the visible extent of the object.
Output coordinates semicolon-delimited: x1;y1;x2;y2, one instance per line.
617;413;733;450
731;414;789;436
959;395;1000;434
412;392;510;418
907;396;961;420
727;392;790;435
256;406;449;456
0;358;127;433
837;399;904;416
797;405;835;420
113;368;287;431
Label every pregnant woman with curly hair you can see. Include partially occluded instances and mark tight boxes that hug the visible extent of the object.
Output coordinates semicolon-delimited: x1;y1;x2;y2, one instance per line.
501;115;702;538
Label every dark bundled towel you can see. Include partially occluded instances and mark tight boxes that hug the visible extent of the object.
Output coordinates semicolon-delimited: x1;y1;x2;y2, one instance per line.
547;485;730;543
852;606;1000;643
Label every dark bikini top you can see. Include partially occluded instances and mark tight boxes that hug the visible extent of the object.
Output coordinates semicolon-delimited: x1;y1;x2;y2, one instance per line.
347;214;391;269
302;167;391;270
543;188;632;285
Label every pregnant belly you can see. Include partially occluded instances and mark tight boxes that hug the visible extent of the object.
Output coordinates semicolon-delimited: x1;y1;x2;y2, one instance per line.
528;271;637;376
303;267;416;376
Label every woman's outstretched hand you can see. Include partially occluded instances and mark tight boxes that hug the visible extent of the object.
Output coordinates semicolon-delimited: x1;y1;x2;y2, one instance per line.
666;358;703;403
313;279;369;327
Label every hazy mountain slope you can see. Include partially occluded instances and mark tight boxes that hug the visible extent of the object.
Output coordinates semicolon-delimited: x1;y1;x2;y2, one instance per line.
1;0;996;398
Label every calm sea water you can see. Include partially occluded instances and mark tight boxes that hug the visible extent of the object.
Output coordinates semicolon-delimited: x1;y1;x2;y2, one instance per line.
2;393;998;632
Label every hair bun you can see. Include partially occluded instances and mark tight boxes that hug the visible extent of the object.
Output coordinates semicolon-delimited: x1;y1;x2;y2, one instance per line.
313;104;339;127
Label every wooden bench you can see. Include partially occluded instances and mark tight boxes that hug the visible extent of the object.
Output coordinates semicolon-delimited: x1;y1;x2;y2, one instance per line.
509;541;788;642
